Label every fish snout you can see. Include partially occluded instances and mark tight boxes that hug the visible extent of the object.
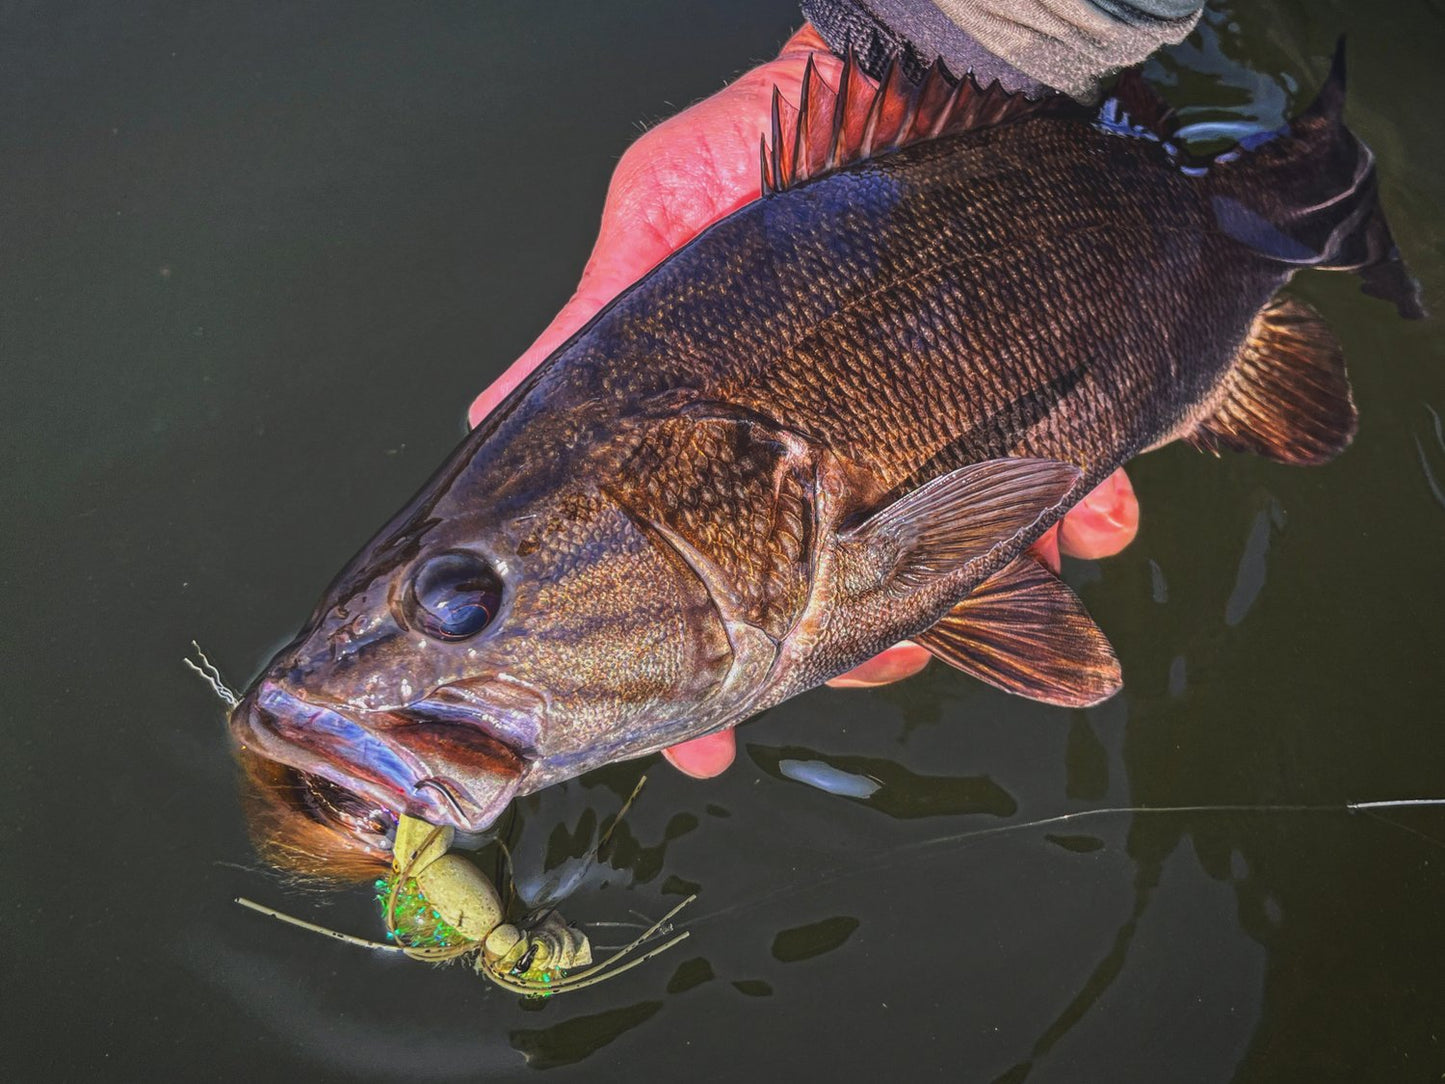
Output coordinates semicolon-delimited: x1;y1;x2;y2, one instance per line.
229;679;525;834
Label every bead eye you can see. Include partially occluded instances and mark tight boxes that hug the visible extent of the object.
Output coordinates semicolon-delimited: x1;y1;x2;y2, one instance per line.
407;551;504;641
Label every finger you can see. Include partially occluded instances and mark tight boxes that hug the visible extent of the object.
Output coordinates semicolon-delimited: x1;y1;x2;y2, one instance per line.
1029;524;1062;573
467;272;638;425
470;29;842;428
776;23;830;59
1058;468;1139;559
662;728;736;778
826;641;932;687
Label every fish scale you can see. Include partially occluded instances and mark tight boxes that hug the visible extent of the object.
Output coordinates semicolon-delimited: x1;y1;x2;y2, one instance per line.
229;46;1423;862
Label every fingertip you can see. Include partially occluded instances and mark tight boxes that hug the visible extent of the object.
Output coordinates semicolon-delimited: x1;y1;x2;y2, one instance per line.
467;390;498;429
1058;468;1139;558
662;729;736;779
469;350;546;428
778;24;829;58
826;642;932;687
1029;524;1062;574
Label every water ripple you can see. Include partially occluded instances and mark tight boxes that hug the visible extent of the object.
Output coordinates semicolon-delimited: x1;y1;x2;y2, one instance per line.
1415;402;1445;512
1225;497;1286;627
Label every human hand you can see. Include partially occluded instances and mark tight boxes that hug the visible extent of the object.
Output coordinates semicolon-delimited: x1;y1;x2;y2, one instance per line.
468;26;1140;780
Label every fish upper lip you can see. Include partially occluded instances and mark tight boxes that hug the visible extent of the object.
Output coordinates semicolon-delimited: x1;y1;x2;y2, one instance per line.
230;685;410;812
405;678;546;751
231;681;524;832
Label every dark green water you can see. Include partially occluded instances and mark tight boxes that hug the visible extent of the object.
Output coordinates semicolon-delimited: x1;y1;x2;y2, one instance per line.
5;2;1444;1079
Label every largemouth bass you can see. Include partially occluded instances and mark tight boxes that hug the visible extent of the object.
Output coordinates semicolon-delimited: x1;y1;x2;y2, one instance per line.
230;45;1421;876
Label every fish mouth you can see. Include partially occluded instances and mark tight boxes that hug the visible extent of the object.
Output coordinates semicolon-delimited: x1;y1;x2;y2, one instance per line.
230;680;526;833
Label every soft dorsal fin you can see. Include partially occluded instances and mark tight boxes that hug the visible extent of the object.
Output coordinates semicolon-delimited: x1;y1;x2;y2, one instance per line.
843;457;1080;590
915;556;1122;708
761;52;1070;195
1185;296;1356;465
1106;67;1178;137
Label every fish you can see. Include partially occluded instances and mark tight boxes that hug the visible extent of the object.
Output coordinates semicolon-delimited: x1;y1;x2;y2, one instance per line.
228;43;1423;877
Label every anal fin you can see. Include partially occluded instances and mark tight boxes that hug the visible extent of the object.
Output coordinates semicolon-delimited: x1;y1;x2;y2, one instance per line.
915;556;1121;708
1186;297;1356;466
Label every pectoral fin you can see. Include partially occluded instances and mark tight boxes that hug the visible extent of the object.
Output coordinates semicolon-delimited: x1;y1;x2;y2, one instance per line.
1186;297;1356;466
845;457;1081;590
915;556;1122;707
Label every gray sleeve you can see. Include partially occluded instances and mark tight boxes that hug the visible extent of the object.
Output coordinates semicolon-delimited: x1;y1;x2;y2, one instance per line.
799;0;1203;100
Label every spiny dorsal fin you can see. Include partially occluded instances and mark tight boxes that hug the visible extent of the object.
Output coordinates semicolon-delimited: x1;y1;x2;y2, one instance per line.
843;457;1081;590
915;556;1122;708
1185;296;1356;466
761;52;1069;195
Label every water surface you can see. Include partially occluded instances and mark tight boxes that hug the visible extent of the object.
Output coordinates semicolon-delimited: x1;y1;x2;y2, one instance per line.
5;2;1444;1079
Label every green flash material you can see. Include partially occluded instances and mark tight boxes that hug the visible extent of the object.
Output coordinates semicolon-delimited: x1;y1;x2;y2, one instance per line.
375;874;469;950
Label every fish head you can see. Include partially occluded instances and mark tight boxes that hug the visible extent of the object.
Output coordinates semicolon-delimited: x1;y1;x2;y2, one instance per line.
229;455;734;875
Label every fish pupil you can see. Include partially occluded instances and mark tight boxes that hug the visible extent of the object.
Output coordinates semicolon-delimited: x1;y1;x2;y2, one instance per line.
408;551;503;641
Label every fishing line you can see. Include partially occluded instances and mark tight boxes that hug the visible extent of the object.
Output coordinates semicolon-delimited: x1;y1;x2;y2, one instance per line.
183;641;240;708
679;797;1445;930
193;633;1440;967
230;797;1441;988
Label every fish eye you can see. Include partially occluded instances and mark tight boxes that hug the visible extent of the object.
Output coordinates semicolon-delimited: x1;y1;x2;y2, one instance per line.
407;550;504;641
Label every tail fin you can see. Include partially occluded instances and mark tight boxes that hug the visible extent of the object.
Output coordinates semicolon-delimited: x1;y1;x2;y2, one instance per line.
1209;39;1426;319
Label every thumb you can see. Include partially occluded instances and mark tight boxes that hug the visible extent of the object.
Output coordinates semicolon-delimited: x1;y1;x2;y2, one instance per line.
470;27;838;428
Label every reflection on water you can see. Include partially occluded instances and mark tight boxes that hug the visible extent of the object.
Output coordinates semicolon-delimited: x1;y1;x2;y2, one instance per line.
1043;832;1106;853
1417;403;1445;508
1149;558;1170;604
750;743;1017;818
776;756;882;799
1150;7;1294;138
1225;496;1285;627
770;915;860;962
510;1001;664;1071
